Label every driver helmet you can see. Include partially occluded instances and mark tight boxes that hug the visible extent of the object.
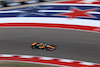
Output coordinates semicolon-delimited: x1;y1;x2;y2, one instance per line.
40;43;43;45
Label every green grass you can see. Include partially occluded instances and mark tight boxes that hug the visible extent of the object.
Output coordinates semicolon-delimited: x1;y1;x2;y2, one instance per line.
0;61;58;67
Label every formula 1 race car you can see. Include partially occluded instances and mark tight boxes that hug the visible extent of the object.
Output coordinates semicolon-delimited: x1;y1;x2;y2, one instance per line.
31;42;56;51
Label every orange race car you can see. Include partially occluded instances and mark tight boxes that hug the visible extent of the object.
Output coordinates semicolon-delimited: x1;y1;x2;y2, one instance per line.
31;42;56;51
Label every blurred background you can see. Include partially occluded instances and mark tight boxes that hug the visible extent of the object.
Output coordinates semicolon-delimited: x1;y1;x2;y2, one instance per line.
0;0;55;7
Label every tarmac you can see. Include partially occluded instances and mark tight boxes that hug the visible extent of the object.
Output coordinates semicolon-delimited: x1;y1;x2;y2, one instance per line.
0;28;100;63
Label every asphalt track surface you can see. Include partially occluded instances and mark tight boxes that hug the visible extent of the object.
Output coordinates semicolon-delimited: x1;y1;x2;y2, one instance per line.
0;28;100;63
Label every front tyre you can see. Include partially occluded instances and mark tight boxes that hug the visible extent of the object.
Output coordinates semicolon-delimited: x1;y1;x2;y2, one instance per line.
50;46;57;51
46;48;50;51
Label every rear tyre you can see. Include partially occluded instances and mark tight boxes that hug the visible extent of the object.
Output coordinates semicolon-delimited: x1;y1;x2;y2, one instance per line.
31;46;36;49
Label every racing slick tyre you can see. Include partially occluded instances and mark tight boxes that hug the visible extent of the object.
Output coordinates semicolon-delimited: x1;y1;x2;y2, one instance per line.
46;46;56;51
50;46;56;51
46;48;50;51
31;46;36;49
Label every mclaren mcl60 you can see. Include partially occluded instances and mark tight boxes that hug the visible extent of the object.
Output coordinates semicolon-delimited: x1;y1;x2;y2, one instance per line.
31;42;56;51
